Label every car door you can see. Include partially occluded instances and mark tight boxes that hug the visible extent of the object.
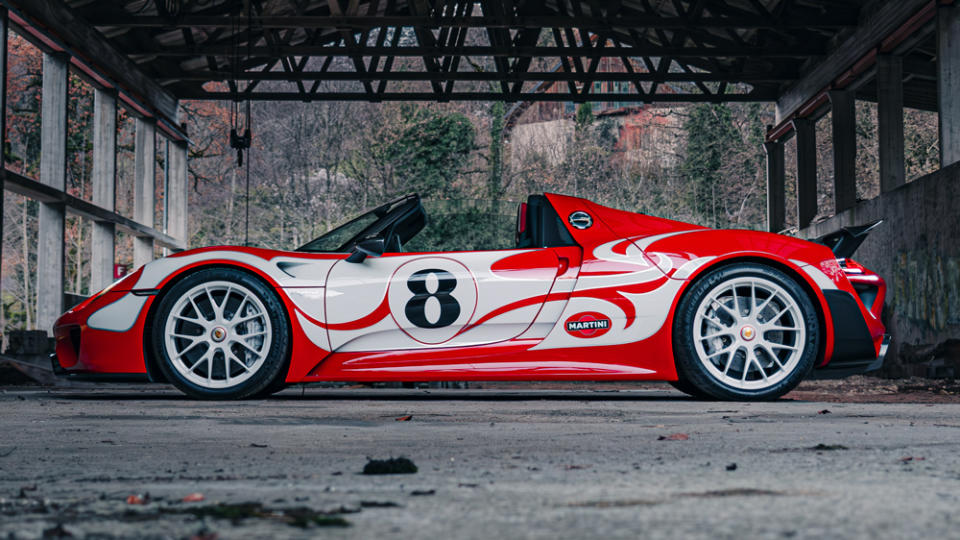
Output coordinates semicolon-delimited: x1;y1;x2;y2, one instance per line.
324;248;567;353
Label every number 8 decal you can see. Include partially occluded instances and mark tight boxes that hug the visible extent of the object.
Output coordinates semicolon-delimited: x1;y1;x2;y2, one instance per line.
405;269;460;329
387;257;479;345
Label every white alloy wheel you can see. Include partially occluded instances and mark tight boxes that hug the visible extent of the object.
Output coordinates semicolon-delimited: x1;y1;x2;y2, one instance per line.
163;280;273;390
692;276;806;391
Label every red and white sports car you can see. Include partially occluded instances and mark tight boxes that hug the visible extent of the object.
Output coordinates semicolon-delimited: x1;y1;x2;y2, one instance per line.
53;193;888;400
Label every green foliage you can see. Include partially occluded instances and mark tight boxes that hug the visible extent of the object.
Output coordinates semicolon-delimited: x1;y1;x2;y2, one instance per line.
380;106;476;199
404;202;516;253
574;102;594;133
680;104;741;227
488;101;505;200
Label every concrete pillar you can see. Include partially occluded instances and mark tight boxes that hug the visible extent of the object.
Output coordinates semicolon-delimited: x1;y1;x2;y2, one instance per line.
90;89;117;292
878;54;905;192
0;8;8;292
167;140;188;247
829;90;857;213
37;52;68;335
939;3;960;167
133;118;156;267
793;118;818;229
763;139;786;233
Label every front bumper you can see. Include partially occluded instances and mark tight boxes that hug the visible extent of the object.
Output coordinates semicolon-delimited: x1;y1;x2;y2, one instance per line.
52;288;154;378
50;353;150;382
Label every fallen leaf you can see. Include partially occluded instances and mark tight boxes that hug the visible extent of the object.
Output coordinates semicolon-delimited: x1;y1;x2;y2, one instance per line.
395;415;413;422
182;493;205;503
658;433;689;441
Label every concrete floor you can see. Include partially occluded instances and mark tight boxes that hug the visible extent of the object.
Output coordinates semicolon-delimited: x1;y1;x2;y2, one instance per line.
1;384;960;539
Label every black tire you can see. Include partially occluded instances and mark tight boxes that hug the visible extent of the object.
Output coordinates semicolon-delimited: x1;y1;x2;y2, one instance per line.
251;376;289;399
668;379;712;399
673;263;819;401
151;267;291;400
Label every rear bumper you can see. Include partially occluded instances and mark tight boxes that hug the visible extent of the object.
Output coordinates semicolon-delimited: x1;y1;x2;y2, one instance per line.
816;289;889;376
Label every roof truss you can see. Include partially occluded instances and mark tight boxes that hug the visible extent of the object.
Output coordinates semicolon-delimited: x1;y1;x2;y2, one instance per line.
13;0;875;104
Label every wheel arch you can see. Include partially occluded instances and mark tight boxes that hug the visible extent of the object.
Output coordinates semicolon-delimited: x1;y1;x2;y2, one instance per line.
674;255;830;367
141;262;294;385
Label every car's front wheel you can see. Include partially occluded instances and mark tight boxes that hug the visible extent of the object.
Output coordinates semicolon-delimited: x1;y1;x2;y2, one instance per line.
673;263;819;401
151;267;290;399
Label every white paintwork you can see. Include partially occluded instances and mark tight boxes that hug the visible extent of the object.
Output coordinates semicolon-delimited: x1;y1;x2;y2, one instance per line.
81;250;336;342
673;257;716;279
285;288;327;321
326;250;561;352
790;259;839;290
134;251;337;290
517;300;568;340
87;293;149;332
532;253;712;350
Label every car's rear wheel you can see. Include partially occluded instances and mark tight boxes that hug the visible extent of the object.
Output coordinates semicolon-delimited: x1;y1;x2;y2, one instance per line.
151;268;290;400
673;263;819;401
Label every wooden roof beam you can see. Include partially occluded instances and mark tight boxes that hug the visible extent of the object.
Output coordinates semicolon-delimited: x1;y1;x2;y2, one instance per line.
5;0;181;137
774;0;935;126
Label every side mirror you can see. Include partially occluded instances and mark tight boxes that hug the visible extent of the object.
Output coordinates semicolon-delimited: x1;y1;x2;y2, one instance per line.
346;237;385;263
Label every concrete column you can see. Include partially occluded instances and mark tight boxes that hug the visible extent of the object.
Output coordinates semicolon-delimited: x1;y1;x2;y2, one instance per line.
878;54;905;192
793;118;818;229
763;139;786;233
829;90;857;213
37;52;68;335
167;140;188;247
133;118;156;267
90;89;117;292
0;8;8;292
939;3;960;167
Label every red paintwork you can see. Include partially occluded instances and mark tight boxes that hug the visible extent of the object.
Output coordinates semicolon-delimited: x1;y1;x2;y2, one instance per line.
306;339;662;380
53;193;885;385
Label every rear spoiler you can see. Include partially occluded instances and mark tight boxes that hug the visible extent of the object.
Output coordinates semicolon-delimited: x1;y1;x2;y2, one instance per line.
813;219;883;259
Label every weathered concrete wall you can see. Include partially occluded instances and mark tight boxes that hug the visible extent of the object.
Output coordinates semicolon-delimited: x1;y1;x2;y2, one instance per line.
800;162;960;376
508;119;573;168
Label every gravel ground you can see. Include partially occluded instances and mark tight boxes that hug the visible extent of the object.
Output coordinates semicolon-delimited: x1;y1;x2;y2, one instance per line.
1;382;960;539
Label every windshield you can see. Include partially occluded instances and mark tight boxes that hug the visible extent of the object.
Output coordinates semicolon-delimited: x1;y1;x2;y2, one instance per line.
296;205;387;253
296;196;418;253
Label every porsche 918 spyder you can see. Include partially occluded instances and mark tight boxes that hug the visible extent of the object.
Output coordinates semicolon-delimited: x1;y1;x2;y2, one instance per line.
53;193;888;400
